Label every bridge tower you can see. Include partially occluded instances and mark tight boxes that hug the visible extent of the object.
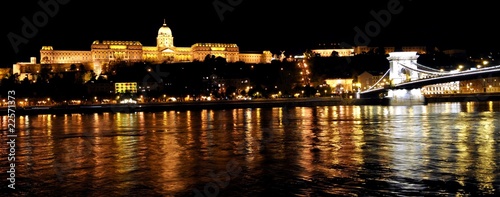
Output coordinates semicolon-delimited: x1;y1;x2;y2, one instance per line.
386;51;425;105
388;52;420;85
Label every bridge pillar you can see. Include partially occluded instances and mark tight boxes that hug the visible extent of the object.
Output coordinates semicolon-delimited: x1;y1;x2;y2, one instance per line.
388;52;419;85
386;88;425;105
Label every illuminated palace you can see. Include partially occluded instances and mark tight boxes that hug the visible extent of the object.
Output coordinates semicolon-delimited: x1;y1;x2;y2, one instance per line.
14;20;272;76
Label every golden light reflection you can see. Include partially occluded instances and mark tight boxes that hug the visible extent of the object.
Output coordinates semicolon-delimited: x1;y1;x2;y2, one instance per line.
331;106;338;119
300;107;307;119
297;107;314;179
186;110;192;132
151;113;157;127
32;114;54;135
245;108;253;132
232;108;241;125
17;115;30;136
311;106;365;194
6;102;500;196
207;110;214;130
137;112;145;128
466;102;475;113
243;108;272;165
202;110;216;154
158;127;184;193
162;111;167;119
474;114;495;194
454;117;471;187
256;108;261;128
352;106;361;124
117;113;136;128
244;115;256;156
93;113;103;133
351;127;365;165
232;108;246;159
201;109;207;131
114;135;139;190
199;110;211;159
323;106;329;118
63;114;83;134
278;107;284;126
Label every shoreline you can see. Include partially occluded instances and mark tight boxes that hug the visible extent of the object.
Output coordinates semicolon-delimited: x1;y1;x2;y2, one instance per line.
2;97;384;115
3;94;500;115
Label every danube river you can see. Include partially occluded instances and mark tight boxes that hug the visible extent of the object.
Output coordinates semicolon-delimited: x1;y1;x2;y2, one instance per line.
1;102;500;196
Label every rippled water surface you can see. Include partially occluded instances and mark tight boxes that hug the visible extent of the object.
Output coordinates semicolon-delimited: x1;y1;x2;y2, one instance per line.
1;102;500;196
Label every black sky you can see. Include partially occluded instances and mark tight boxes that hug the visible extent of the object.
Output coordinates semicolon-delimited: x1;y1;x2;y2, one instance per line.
2;0;499;67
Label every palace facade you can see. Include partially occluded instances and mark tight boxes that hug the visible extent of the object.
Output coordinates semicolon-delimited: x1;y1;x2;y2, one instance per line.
311;45;427;57
13;20;273;77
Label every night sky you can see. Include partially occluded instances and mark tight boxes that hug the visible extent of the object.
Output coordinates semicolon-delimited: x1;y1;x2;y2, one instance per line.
2;0;499;67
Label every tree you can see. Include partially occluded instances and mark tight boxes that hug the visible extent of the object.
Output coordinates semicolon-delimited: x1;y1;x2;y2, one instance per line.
226;86;237;97
215;56;227;65
79;64;86;72
39;64;52;83
375;47;386;56
330;51;339;57
204;54;215;63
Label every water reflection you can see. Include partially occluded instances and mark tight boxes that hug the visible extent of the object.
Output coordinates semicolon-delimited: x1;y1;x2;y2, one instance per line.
1;102;500;196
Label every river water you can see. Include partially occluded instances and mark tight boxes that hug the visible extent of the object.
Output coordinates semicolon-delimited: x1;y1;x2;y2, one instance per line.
1;101;500;196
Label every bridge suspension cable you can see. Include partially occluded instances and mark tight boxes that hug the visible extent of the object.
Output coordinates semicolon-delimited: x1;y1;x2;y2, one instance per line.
398;63;452;76
365;68;390;91
411;62;450;73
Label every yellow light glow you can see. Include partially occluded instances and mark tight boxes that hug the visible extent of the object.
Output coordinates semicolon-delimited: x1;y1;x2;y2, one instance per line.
115;82;138;93
211;47;226;51
110;45;127;50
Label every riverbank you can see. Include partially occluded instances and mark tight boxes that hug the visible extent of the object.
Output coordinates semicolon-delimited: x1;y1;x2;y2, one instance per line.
2;97;387;115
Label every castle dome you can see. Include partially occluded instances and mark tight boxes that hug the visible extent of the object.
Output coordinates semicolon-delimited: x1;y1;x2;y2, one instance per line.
158;20;172;36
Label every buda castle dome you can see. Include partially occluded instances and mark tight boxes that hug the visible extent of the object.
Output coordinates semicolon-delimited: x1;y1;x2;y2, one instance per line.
158;19;172;36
